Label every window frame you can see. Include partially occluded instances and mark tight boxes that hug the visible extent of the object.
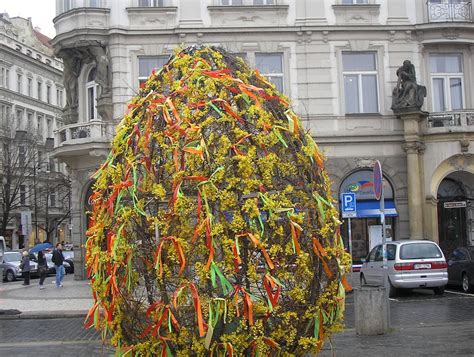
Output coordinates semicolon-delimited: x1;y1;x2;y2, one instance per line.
429;53;465;112
138;56;169;86
86;67;98;120
27;77;33;97
37;81;42;101
17;73;22;93
20;184;27;205
342;51;380;114
138;0;166;6
255;52;285;93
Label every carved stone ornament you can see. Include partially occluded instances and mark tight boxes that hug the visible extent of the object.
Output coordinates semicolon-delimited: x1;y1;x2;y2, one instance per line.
392;60;426;112
402;141;425;154
355;158;376;168
460;139;470;153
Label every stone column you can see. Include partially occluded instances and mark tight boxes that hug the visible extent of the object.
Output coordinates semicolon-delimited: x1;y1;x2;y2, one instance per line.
403;141;425;239
424;195;439;244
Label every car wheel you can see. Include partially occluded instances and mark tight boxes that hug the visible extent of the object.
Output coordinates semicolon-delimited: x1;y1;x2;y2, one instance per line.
360;273;367;286
462;273;473;293
434;286;445;296
5;269;15;282
388;280;397;298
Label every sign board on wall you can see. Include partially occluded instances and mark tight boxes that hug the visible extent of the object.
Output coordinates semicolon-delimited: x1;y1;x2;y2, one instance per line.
20;211;32;236
444;201;466;209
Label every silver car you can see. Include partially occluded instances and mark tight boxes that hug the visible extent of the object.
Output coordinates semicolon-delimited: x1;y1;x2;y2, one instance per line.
1;251;38;282
360;240;448;297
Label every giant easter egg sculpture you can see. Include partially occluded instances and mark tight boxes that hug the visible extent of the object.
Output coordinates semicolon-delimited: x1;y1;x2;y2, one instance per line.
86;46;351;356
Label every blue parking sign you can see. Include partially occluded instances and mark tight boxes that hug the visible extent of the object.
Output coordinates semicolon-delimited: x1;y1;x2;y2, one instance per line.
341;192;357;218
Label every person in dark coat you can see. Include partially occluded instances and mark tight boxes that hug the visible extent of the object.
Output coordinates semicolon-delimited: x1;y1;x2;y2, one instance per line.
37;250;48;289
52;243;65;287
20;250;31;286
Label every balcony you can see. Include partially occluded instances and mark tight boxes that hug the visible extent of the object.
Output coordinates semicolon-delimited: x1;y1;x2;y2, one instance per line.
427;1;472;22
53;120;113;159
425;110;474;134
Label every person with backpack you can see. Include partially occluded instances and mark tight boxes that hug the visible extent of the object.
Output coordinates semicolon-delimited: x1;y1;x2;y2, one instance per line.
51;243;65;287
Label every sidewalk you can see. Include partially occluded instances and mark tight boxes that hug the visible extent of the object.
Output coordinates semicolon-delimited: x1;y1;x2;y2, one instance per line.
0;274;92;319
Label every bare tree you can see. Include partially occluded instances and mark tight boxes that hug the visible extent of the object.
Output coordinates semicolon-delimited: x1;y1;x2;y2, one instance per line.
0;126;38;238
36;168;71;242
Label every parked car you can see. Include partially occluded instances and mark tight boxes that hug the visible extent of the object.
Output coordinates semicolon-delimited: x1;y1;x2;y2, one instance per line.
1;251;38;282
30;252;71;275
360;240;448;297
62;250;74;274
447;246;474;293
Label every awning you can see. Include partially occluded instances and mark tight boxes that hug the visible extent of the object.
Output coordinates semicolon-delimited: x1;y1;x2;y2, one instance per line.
340;200;398;218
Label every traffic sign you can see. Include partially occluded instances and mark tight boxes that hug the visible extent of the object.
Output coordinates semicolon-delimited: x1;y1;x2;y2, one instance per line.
341;192;357;218
373;160;382;201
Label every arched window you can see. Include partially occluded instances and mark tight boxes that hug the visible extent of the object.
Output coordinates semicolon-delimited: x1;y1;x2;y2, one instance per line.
86;67;98;120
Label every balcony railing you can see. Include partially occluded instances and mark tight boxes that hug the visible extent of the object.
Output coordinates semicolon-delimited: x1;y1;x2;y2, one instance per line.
55;120;112;146
427;110;474;128
427;1;472;22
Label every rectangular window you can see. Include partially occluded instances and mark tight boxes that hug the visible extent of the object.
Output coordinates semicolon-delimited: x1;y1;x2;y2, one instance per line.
17;74;22;93
16;109;24;129
20;185;26;205
430;54;464;112
255;53;284;92
138;0;165;6
47;118;53;138
138;56;168;85
27;78;33;97
37;82;42;101
56;89;63;107
19;145;26;166
0;68;4;87
46;85;51;104
342;52;379;114
50;191;56;207
37;114;43;135
342;0;368;3
253;0;275;4
27;112;33;130
221;0;243;5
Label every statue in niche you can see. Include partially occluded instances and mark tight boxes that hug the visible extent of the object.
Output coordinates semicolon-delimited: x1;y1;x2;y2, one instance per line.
87;45;111;98
61;50;82;124
391;60;426;111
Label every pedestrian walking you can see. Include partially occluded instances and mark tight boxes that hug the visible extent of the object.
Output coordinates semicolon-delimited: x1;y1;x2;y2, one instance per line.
37;250;48;289
20;250;31;286
52;243;65;288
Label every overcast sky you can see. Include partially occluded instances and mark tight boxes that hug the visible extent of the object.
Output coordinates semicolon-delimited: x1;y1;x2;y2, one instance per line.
2;0;56;38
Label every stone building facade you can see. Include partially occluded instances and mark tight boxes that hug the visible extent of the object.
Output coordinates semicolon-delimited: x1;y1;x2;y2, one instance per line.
0;14;70;250
51;0;474;279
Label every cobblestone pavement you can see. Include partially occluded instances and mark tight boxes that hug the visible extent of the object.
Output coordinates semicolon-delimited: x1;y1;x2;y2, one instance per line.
0;317;113;356
1;285;473;356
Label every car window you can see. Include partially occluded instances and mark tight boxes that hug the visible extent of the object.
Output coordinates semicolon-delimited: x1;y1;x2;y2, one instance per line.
400;243;442;260
367;247;377;262
450;249;466;261
4;252;22;262
468;248;474;261
374;246;383;262
387;244;396;261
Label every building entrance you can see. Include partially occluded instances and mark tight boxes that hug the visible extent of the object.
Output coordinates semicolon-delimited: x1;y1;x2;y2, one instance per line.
437;171;474;257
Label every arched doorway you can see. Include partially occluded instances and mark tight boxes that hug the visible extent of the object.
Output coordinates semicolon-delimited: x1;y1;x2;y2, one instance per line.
437;171;474;257
339;169;398;265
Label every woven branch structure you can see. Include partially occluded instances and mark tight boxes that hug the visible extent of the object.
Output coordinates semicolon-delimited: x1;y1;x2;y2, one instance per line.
86;46;351;356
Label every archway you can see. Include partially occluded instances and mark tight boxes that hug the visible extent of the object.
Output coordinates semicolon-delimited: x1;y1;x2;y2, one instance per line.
437;171;474;257
339;169;398;264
